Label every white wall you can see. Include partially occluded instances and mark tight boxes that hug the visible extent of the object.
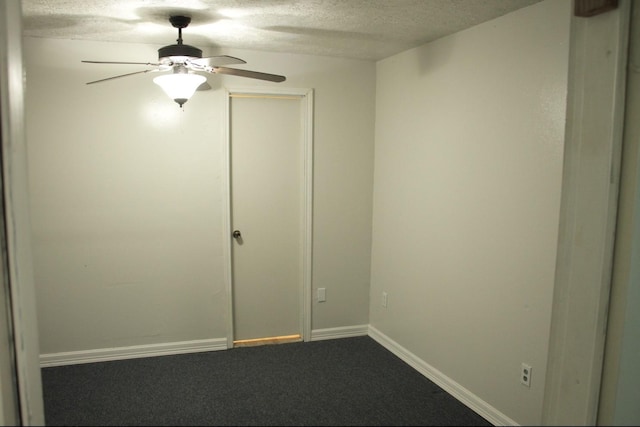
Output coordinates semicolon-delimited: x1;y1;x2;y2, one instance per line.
369;1;570;425
24;38;375;355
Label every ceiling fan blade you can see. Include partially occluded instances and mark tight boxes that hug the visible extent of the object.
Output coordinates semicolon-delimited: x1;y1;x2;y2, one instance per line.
82;60;161;66
86;69;160;85
197;81;212;91
212;67;286;83
190;55;247;67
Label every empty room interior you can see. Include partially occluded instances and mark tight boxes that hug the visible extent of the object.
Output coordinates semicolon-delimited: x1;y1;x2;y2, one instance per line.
1;0;639;425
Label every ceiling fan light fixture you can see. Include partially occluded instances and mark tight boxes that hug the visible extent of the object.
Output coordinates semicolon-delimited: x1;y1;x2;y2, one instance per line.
153;72;207;107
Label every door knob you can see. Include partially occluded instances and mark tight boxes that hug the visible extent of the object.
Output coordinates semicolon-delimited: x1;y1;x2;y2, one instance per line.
233;230;242;239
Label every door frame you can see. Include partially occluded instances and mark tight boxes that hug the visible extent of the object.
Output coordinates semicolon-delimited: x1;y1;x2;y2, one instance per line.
222;86;314;349
0;0;45;424
542;1;631;424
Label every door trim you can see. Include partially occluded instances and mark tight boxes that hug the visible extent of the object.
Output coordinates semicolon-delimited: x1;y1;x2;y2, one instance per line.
541;2;630;424
1;1;45;424
222;86;314;349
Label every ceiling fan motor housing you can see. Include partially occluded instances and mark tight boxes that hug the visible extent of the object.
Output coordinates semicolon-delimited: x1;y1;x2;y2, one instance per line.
158;44;203;61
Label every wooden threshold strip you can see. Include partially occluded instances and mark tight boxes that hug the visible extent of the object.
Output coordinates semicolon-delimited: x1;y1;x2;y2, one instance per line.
233;334;302;348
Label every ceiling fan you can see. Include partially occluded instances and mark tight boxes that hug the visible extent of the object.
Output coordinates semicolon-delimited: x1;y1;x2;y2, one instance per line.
82;15;287;107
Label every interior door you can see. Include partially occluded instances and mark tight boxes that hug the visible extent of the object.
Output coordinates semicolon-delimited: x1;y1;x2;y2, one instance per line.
229;94;303;345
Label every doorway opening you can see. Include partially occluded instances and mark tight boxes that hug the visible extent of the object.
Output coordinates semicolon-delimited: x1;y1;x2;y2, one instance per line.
223;87;314;350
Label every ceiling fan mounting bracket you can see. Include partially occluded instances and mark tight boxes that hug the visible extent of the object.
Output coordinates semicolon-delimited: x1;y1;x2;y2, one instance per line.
169;16;191;29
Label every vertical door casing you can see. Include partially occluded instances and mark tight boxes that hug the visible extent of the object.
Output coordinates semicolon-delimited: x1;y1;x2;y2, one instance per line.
0;0;45;424
542;1;631;424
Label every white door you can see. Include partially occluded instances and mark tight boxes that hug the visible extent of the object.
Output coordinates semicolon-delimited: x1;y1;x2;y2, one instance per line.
228;91;311;346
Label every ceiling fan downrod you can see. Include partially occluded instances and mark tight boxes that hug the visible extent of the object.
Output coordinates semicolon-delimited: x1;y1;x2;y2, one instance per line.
170;15;191;45
158;15;202;61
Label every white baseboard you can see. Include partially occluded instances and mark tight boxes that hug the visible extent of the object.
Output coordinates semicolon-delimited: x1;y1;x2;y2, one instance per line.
367;326;517;427
310;324;369;341
39;325;370;368
40;338;228;368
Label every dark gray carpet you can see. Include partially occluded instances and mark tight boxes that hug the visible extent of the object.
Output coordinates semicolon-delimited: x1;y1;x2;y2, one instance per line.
41;336;493;426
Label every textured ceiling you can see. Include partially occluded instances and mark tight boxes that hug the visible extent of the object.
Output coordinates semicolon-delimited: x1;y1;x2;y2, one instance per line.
21;0;543;61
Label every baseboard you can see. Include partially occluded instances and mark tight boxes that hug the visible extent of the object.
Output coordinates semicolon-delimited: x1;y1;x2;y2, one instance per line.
367;326;518;427
310;324;369;341
40;338;228;368
39;325;370;368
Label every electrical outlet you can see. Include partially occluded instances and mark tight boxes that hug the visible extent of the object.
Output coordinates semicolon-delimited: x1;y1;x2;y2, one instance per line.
317;288;326;302
521;363;532;387
381;291;388;308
